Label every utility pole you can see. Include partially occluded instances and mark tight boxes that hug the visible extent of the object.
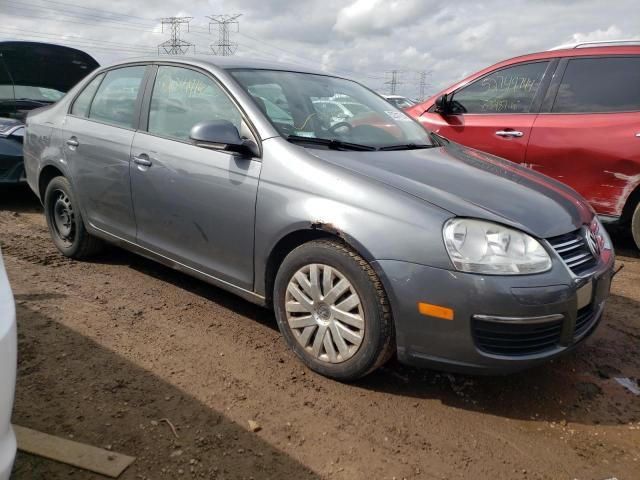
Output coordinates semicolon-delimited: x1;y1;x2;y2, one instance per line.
207;14;242;56
418;70;432;101
157;17;195;55
384;70;402;95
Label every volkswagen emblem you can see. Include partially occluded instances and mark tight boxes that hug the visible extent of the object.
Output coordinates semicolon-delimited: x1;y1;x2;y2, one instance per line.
585;227;601;257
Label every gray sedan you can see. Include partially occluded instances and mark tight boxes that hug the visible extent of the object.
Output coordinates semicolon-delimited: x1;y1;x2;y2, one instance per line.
24;58;615;380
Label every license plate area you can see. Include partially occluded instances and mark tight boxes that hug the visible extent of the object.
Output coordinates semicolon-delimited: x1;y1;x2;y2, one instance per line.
576;280;593;310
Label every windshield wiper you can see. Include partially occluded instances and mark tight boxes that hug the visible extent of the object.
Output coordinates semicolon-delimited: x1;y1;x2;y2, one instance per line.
287;135;377;151
378;143;435;151
0;98;49;105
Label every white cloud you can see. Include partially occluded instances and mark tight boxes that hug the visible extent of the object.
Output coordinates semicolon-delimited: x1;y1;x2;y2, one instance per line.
569;25;624;43
334;0;434;36
1;0;639;99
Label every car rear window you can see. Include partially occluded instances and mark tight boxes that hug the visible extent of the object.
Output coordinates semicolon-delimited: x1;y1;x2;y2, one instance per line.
88;66;146;128
552;56;640;113
71;73;104;117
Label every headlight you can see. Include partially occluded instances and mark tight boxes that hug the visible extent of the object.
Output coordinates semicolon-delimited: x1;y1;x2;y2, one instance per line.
443;218;552;275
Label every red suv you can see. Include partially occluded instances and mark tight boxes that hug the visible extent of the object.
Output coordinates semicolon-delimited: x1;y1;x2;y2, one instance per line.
406;41;640;249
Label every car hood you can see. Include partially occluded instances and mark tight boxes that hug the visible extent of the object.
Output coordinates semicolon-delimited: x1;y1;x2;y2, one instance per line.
0;41;99;93
306;142;592;239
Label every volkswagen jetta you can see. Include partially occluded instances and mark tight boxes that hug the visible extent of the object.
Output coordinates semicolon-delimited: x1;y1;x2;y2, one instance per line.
24;58;615;380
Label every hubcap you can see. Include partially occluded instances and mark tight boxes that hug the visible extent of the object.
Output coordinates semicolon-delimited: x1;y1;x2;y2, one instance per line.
51;190;75;245
285;264;365;364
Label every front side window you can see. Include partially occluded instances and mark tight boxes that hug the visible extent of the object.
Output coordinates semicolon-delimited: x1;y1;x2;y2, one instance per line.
71;73;104;117
89;66;146;128
451;62;549;114
552;56;640;113
230;69;432;149
148;66;242;141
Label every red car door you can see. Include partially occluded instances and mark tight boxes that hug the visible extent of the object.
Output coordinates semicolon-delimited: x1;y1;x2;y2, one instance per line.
526;55;640;218
418;61;555;163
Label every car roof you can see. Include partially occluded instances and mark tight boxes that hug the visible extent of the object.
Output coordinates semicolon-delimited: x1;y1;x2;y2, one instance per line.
103;55;331;77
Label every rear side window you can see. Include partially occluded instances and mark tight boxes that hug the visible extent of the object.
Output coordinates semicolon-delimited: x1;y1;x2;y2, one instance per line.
71;73;104;117
148;66;242;140
451;62;549;114
89;66;146;128
552;56;640;113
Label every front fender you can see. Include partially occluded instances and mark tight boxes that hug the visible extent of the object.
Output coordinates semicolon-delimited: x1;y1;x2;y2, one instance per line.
253;139;454;296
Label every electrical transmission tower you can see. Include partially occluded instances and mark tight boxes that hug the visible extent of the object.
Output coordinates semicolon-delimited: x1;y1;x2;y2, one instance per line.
384;70;403;95
208;14;242;56
157;17;195;55
418;70;432;100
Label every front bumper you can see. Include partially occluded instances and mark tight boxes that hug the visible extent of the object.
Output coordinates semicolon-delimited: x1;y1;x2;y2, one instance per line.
374;249;615;374
0;251;17;480
0;318;16;480
0;426;16;480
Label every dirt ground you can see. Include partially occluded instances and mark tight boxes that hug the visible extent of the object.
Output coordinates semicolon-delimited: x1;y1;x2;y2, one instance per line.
1;185;639;480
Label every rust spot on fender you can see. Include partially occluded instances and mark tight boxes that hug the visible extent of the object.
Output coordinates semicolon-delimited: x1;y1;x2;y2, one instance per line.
310;221;342;236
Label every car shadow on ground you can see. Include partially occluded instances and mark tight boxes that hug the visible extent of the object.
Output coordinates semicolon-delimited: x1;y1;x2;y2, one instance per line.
85;246;640;428
12;303;320;480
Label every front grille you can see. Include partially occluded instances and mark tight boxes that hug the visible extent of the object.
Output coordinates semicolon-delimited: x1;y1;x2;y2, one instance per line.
575;305;596;338
472;318;563;356
547;229;597;275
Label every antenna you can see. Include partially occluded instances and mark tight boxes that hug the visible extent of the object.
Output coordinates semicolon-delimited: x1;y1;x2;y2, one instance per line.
157;17;195;55
207;14;242;56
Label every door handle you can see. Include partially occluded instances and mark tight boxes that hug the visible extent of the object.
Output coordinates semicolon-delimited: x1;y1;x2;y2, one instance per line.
495;130;524;138
635;133;640;137
66;138;79;147
133;155;152;167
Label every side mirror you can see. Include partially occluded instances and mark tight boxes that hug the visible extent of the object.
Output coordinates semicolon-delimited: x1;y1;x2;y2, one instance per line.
189;120;259;157
434;94;451;114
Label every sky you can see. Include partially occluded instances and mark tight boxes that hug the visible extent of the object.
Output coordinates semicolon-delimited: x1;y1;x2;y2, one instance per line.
1;0;639;99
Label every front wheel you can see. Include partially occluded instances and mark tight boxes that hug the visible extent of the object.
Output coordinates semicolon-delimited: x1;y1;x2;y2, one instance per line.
44;176;103;258
273;239;395;381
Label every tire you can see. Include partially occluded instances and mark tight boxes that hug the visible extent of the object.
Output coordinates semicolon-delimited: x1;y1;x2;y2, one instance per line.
44;176;103;258
632;201;640;250
273;239;395;381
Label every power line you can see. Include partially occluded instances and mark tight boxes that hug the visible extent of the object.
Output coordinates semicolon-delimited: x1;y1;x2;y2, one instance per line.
237;32;384;81
158;17;195;55
417;70;432;100
384;70;403;95
2;0;158;30
14;0;158;24
0;26;156;52
207;14;241;56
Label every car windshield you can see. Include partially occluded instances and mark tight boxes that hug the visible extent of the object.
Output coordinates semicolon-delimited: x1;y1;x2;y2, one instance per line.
0;85;64;102
230;69;432;149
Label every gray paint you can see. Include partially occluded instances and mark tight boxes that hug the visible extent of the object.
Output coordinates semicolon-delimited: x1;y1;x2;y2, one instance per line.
24;56;615;374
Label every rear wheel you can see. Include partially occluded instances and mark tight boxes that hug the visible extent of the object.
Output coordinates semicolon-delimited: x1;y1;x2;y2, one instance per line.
632;201;640;250
44;176;103;258
273;239;394;381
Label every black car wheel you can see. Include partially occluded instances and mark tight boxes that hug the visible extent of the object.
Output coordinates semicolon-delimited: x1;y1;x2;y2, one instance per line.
274;239;395;381
44;176;103;258
632;201;640;250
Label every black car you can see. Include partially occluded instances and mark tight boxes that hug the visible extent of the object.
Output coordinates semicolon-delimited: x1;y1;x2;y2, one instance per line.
0;41;98;184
